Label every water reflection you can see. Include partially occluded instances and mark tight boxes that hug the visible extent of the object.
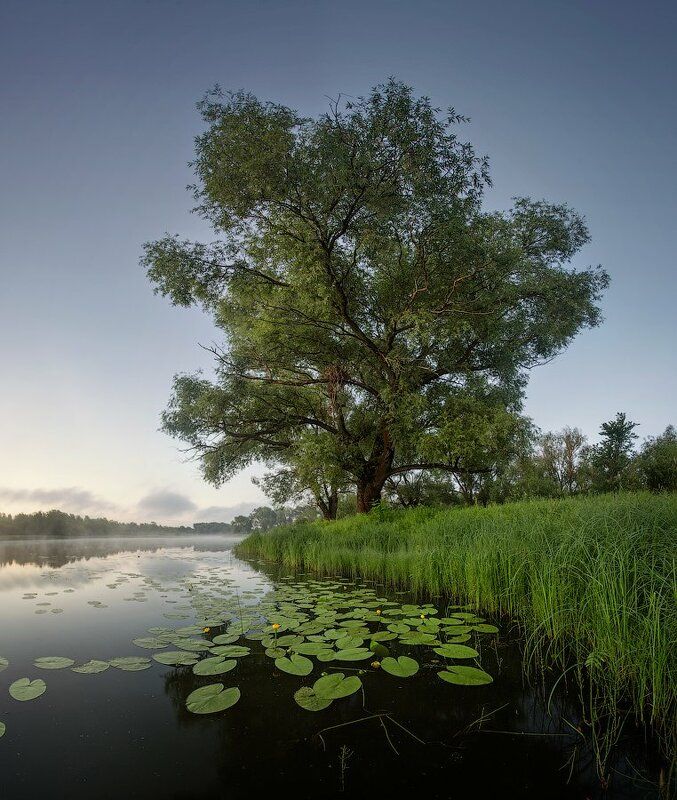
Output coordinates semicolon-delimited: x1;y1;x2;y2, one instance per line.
0;536;664;800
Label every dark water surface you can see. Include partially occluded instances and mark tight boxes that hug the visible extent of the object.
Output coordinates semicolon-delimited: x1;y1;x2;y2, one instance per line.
0;535;664;800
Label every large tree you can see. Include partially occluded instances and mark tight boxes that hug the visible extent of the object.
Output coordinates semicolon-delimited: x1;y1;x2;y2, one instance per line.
143;80;609;513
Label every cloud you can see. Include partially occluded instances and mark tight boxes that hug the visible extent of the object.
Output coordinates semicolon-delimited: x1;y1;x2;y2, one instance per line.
0;486;117;514
136;490;198;516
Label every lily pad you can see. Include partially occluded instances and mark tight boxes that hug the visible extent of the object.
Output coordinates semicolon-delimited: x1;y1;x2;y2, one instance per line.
193;657;237;676
132;637;168;649
72;660;110;674
293;686;332;711
9;678;47;701
381;655;419;677
109;656;152;671
332;647;372;661
313;673;362;700
153;651;198;666
438;666;493;686
275;654;313;676
33;656;75;670
473;624;499;634
186;683;240;714
0;657;8;672
433;644;479;659
210;645;250;658
0;721;5;738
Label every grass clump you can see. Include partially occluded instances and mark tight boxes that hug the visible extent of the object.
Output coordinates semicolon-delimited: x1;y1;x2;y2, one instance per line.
236;493;676;742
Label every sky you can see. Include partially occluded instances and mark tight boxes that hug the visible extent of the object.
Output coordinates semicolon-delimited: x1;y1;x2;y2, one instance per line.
0;0;675;525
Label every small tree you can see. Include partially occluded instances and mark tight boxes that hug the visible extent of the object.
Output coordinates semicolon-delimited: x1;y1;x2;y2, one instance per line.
588;412;638;492
637;425;677;492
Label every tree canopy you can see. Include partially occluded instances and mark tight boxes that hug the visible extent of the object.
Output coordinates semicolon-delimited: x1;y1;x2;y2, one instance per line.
142;80;609;515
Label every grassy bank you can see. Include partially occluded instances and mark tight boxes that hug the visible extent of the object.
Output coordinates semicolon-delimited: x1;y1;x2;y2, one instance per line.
237;493;676;741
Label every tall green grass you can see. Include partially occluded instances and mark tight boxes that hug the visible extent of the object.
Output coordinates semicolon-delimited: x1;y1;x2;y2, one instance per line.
237;493;676;745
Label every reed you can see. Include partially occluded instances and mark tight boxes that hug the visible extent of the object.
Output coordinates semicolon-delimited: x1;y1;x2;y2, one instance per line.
236;493;677;749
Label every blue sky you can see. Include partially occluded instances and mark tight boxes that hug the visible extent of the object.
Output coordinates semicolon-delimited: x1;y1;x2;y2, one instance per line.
1;0;675;523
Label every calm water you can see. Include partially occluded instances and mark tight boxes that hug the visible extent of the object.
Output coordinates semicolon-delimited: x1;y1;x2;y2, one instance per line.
0;535;664;800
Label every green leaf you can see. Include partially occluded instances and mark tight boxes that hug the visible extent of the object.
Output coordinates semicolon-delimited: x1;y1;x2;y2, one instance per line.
332;647;372;661
381;656;419;677
72;660;110;674
33;656;75;670
186;684;240;714
433;644;479;659
211;633;239;645
293;686;332;711
275;654;313;676
109;656;152;671
132;637;168;649
153;651;198;666
313;673;362;700
0;657;8;672
210;645;250;658
193;657;237;676
438;666;493;686
9;678;47;701
473;624;499;634
0;721;5;738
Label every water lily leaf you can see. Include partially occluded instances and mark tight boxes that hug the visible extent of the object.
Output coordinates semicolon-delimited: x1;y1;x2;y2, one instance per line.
212;634;239;645
193;657;236;676
332;647;372;661
381;656;419;677
387;623;410;634
9;678;46;701
153;651;198;666
275;654;313;676
34;656;75;670
293;686;332;711
264;646;287;658
290;642;330;656
132;637;168;649
473;624;499;634
109;656;152;671
186;684;240;714
433;644;479;659
0;657;9;672
275;634;304;647
316;650;336;662
313;673;362;700
398;632;437;646
438;666;493;686
335;636;364;649
369;641;390;659
0;721;5;738
369;631;397;642
72;660;110;674
210;645;250;658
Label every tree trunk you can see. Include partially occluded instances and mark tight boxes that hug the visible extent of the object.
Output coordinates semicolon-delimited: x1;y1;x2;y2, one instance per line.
356;480;385;513
355;428;395;513
317;488;339;520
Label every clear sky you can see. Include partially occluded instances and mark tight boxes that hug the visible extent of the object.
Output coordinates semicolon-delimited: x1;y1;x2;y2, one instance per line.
1;0;675;525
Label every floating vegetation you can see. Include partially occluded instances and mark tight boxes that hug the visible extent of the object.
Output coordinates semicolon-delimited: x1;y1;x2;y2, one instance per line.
438;666;493;685
9;678;47;701
109;656;152;671
0;721;5;738
185;684;240;714
381;656;419;677
0;657;8;672
34;656;75;670
72;660;110;674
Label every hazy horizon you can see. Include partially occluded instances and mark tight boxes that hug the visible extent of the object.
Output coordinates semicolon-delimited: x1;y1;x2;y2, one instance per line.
1;0;675;524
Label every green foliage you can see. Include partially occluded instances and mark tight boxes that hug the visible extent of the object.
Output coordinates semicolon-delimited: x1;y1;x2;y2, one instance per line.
143;79;609;513
236;493;677;737
588;412;639;492
637;426;677;492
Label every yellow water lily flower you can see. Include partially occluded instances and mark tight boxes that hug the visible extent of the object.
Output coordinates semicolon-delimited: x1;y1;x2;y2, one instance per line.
371;661;381;669
203;627;210;633
375;609;382;615
272;623;281;630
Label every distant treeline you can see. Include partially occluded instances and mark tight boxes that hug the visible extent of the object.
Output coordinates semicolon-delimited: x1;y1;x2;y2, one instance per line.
0;510;222;538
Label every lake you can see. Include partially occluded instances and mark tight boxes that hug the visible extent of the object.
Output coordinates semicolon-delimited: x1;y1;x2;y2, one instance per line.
0;535;663;799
